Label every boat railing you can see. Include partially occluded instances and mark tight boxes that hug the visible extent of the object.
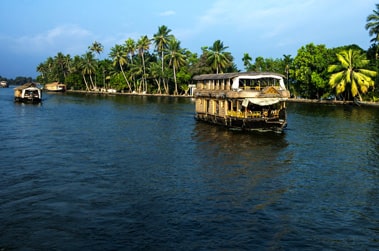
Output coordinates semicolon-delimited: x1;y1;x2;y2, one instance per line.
227;109;280;119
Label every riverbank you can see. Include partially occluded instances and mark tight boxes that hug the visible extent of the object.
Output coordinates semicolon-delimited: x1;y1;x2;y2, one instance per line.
66;89;193;98
66;89;379;107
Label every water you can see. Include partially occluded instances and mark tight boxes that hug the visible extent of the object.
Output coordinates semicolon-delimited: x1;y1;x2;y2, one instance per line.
0;88;378;250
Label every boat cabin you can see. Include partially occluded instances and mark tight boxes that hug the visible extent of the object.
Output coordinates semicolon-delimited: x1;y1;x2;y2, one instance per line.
44;82;66;92
14;83;42;103
193;72;290;132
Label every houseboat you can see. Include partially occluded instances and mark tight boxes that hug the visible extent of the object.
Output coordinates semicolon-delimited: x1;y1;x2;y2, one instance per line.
44;82;66;92
0;81;8;88
193;72;290;132
14;83;42;103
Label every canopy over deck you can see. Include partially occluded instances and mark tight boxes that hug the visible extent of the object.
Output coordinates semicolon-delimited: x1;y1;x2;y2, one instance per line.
193;72;286;90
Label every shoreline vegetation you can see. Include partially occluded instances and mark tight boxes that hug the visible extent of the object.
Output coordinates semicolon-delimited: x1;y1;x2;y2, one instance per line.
66;89;379;107
33;4;379;104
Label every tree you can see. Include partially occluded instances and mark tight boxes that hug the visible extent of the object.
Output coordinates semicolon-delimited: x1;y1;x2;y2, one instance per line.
153;25;173;94
328;49;377;101
88;41;104;58
165;38;186;95
242;53;252;71
109;44;132;91
137;35;151;93
125;38;136;63
79;52;97;90
206;40;231;74
292;43;332;99
89;41;104;87
283;54;293;89
366;4;379;43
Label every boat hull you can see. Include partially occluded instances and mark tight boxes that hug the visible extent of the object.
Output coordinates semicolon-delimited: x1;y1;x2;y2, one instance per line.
14;97;42;104
195;113;287;132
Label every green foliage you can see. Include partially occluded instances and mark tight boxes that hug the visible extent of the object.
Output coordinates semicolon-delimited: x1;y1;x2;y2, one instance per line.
33;4;379;98
328;49;377;101
292;43;333;99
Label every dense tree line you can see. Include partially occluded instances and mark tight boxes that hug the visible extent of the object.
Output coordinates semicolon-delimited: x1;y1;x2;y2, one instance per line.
0;76;33;86
35;4;379;101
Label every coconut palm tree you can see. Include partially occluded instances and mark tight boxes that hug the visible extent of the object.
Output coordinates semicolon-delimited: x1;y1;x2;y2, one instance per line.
109;44;132;91
153;25;173;93
206;40;231;74
88;41;104;87
125;38;136;63
165;38;186;95
366;4;379;43
242;53;252;71
54;52;71;82
89;41;104;58
137;35;151;93
328;49;377;101
79;52;97;91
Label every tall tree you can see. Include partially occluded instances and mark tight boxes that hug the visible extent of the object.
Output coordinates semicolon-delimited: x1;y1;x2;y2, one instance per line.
283;54;293;89
79;52;97;90
88;41;104;58
125;38;136;63
153;25;173;94
109;44;132;91
328;49;377;101
292;43;332;99
165;38;186;95
242;53;252;71
366;4;379;43
137;35;151;93
206;40;231;74
89;41;104;87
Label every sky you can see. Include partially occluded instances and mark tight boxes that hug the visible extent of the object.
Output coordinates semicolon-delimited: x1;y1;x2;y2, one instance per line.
0;0;377;78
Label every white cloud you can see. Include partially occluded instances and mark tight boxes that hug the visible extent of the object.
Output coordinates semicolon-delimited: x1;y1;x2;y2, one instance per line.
159;10;176;16
10;25;92;55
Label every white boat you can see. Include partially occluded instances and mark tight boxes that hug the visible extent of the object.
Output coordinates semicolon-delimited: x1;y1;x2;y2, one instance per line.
0;81;8;88
193;72;290;132
14;83;42;103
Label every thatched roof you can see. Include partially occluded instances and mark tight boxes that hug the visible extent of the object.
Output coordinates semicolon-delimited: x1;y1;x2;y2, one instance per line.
193;72;285;81
14;83;38;90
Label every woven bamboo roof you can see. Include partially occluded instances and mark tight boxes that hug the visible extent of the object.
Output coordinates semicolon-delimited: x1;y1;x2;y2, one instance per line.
14;83;38;90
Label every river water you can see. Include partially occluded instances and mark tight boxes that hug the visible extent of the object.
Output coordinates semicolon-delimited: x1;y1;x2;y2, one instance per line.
0;88;378;250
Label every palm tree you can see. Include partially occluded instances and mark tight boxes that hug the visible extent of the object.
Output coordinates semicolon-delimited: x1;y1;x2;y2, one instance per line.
109;44;132;91
165;38;186;95
328;49;377;101
149;61;162;94
206;40;231;74
366;4;379;43
153;25;173;93
137;35;151;93
88;41;104;58
79;52;97;91
54;52;71;83
242;53;252;71
125;38;136;63
283;54;293;89
88;41;104;87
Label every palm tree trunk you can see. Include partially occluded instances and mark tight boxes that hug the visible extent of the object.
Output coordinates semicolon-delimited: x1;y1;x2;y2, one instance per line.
82;74;90;91
142;54;147;92
119;63;132;92
89;74;95;90
173;65;178;95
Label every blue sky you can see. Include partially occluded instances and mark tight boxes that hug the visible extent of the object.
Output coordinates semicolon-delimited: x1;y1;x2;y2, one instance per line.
0;0;377;78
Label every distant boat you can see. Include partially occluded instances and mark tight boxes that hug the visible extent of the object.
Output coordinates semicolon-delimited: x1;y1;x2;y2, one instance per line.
44;82;66;92
0;81;8;88
193;72;290;132
14;83;42;103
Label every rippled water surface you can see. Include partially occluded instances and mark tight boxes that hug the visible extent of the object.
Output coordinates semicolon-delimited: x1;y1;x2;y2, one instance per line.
1;88;378;250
